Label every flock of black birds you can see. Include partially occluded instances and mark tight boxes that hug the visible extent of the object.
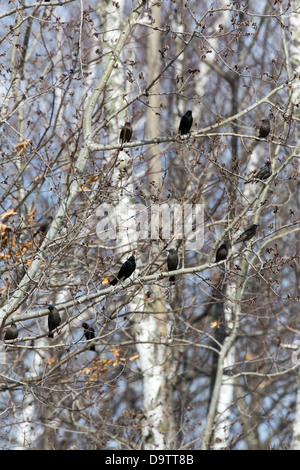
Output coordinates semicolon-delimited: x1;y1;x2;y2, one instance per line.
4;308;97;352
2;112;271;349
214;223;260;262
120;112;269;267
119;109;194;143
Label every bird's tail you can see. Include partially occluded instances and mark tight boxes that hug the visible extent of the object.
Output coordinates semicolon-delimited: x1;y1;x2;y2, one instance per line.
48;331;54;338
169;276;175;283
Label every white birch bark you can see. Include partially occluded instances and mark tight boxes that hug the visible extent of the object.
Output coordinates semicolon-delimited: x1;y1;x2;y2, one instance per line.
132;2;177;449
133;304;176;449
213;346;236;449
213;283;236;449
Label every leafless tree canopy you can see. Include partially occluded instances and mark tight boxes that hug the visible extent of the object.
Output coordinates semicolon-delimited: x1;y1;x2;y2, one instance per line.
0;0;299;450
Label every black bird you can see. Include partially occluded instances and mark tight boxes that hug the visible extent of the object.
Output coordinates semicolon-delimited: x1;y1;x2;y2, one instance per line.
120;122;133;144
48;306;61;338
245;161;271;184
110;255;136;286
4;323;18;341
82;323;96;352
257;119;270;139
215;243;229;263
33;215;53;238
178;110;193;135
167;249;179;283
233;224;259;245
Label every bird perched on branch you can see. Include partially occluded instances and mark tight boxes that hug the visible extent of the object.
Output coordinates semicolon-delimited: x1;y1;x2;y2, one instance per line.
215;243;229;263
82;323;96;352
4;323;18;341
120;122;133;144
110;255;136;286
33;215;53;238
245;161;271;184
178;110;193;135
256;119;270;140
233;224;259;245
167;249;179;283
48;306;61;338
